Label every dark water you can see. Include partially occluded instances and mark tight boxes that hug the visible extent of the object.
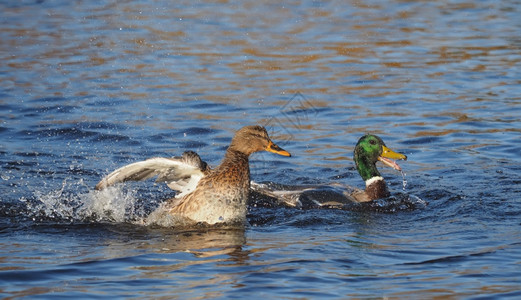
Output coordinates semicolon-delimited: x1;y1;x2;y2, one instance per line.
2;0;521;298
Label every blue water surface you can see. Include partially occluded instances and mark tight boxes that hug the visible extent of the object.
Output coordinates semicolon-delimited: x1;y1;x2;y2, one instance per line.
1;0;521;298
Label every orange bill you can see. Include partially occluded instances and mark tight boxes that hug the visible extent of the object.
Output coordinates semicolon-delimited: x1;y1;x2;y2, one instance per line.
266;141;291;157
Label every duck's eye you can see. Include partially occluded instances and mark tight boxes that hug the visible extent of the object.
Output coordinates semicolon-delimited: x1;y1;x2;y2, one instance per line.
369;139;376;145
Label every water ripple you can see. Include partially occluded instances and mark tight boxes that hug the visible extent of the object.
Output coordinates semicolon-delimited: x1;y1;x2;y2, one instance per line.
1;0;521;298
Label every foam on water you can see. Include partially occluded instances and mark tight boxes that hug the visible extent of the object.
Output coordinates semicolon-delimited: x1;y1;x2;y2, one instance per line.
22;179;147;224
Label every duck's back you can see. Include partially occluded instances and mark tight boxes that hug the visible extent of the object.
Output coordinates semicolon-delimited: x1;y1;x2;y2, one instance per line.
165;151;251;225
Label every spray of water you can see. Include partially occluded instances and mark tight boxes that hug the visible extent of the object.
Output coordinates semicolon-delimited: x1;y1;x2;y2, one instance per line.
27;179;149;224
20;178;203;227
400;170;408;191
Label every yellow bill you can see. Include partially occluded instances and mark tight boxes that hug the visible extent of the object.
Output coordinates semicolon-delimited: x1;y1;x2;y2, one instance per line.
378;145;407;171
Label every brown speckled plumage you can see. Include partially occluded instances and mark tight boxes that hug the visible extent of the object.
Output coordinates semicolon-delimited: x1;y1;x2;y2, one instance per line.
153;125;290;225
96;125;290;226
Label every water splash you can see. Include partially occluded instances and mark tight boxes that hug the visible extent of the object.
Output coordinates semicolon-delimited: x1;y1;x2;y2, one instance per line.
400;170;408;191
368;193;427;212
24;179;150;224
16;178;207;227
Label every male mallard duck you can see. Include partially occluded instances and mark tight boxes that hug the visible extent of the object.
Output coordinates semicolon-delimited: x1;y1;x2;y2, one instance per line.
251;134;406;208
95;125;291;225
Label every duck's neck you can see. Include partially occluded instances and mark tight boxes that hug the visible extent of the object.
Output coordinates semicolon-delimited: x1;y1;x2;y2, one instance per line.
217;148;251;185
364;176;390;200
356;158;389;200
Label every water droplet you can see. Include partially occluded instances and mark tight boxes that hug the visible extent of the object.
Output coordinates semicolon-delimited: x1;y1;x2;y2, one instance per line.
400;170;407;191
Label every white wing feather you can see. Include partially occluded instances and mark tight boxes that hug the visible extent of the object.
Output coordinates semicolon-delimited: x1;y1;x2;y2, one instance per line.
95;156;206;198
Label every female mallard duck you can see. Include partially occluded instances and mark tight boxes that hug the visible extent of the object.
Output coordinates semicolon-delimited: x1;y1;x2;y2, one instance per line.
95;125;291;225
251;134;406;208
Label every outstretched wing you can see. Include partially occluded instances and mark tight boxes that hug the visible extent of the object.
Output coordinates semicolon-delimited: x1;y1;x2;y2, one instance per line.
250;181;360;209
95;151;209;198
250;181;309;208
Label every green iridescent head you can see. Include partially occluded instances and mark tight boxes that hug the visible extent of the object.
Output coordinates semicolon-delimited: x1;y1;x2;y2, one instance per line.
354;135;407;181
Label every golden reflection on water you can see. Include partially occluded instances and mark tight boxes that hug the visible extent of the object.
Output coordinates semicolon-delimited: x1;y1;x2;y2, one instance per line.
3;0;519;114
